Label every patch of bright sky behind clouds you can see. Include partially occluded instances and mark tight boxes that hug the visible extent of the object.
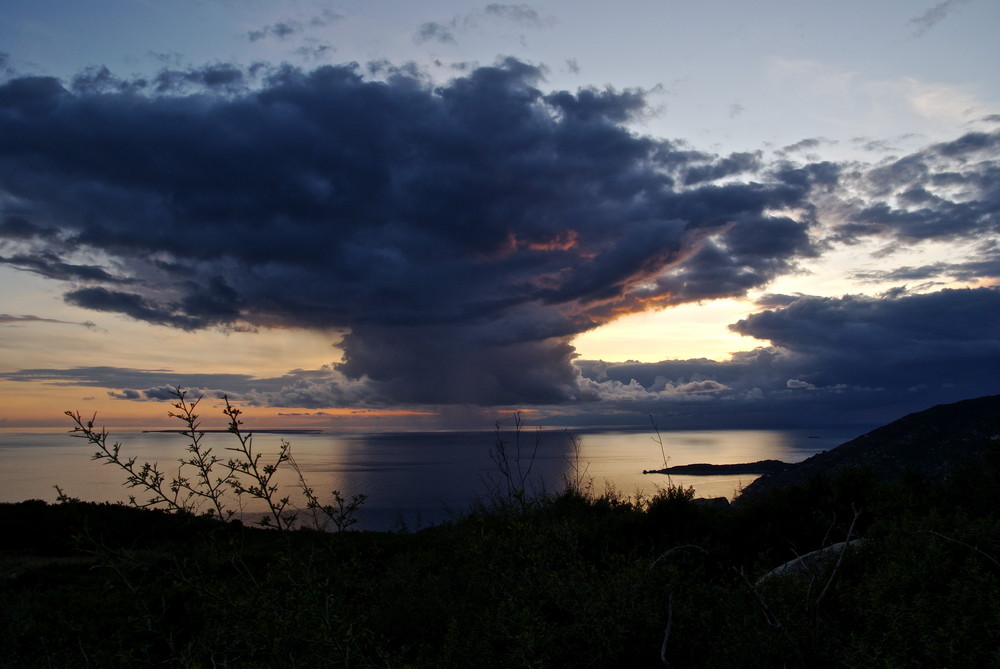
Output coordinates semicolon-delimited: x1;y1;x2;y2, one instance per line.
0;0;998;429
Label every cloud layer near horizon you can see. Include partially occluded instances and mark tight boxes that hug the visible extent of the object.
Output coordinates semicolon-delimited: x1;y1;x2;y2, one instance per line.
1;58;998;422
6;285;998;427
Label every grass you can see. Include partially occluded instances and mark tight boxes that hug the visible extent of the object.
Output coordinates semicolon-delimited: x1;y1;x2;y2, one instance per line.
1;396;998;667
3;458;1000;667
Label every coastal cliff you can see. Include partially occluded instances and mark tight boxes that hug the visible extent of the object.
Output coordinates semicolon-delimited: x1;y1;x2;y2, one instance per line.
736;394;1000;503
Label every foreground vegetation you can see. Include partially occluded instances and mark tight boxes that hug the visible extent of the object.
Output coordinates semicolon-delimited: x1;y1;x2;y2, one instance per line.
1;399;999;667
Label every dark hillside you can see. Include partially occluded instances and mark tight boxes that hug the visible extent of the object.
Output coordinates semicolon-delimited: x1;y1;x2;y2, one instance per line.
737;393;1000;503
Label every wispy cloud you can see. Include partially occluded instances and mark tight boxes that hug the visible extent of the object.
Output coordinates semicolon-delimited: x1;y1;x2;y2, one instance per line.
415;21;458;45
247;9;343;42
830;129;1000;247
0;314;96;329
483;4;550;27
415;3;554;44
909;0;970;38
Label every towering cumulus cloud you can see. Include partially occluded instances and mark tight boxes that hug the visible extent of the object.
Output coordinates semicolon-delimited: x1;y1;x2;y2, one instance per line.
0;60;820;405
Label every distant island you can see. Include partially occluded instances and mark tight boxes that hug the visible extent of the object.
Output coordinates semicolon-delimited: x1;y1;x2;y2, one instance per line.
643;459;790;475
142;428;325;434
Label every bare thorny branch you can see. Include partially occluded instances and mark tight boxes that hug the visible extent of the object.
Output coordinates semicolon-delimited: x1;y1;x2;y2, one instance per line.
814;504;862;608
170;391;236;521
290;457;368;532
925;529;1000;572
221;396;297;530
649;414;670;476
67;407;188;513
735;503;863;662
563;430;591;496
65;387;364;531
488;412;542;509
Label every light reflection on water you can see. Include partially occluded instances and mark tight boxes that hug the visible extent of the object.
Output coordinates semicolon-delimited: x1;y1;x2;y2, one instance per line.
0;426;861;531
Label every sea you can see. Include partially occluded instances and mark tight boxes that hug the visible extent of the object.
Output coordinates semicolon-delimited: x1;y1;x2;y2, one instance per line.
0;426;865;531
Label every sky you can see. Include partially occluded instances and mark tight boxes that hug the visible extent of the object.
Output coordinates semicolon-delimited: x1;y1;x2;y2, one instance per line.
0;0;998;431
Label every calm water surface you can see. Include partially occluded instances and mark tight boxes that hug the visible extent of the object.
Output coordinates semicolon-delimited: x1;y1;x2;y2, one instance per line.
0;426;862;530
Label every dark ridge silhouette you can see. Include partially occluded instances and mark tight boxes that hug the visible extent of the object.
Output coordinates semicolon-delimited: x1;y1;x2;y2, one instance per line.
736;393;1000;503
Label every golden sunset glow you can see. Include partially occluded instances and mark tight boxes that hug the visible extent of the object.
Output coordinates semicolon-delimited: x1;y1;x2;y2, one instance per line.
572;299;759;363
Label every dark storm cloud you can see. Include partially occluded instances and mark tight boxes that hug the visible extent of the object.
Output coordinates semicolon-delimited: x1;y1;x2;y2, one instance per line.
630;209;818;306
851;244;1000;284
571;287;1000;428
0;215;57;239
0;253;132;283
0;59;824;406
729;288;1000;391
681;151;761;186
64;287;211;330
337;324;583;405
63;284;248;331
57;64;249;97
8;280;999;427
832;130;1000;258
0;365;380;409
773;161;839;190
153;64;247;93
